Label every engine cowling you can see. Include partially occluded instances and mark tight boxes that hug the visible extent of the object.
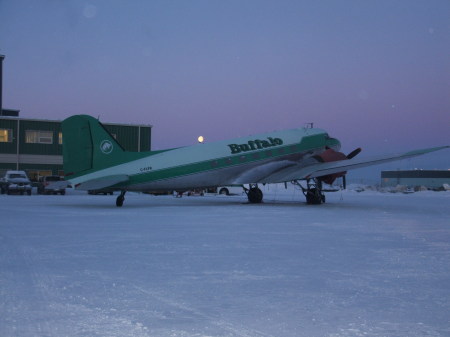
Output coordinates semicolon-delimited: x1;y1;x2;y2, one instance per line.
314;148;361;185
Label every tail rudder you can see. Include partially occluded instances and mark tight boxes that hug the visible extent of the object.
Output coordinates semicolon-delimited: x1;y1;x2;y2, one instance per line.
62;115;125;178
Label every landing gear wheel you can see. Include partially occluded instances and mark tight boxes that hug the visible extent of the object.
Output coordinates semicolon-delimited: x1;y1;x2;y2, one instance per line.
116;191;126;207
305;188;324;205
297;178;326;205
247;187;263;204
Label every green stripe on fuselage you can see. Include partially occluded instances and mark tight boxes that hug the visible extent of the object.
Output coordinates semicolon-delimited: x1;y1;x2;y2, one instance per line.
120;133;338;188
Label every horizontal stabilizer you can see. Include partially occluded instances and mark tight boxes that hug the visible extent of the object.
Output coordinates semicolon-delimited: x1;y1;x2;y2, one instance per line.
260;145;449;183
46;180;71;190
74;175;129;191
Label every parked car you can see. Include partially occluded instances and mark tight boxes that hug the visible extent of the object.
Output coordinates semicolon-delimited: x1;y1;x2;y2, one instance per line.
37;175;66;195
217;185;244;196
0;170;32;195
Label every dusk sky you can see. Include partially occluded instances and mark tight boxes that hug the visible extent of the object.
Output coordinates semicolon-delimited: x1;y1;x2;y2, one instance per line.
0;0;449;173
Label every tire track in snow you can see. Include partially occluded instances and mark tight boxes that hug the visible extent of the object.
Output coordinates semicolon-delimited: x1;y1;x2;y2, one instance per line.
0;237;56;337
133;285;273;337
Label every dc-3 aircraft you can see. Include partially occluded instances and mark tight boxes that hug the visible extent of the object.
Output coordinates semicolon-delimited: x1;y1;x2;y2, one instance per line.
61;114;448;207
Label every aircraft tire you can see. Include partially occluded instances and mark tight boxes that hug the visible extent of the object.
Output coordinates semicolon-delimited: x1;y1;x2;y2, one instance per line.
306;188;323;205
247;187;263;203
116;196;124;207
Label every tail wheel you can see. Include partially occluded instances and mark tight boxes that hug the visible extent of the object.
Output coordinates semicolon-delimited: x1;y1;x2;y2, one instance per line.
116;196;124;207
116;191;126;207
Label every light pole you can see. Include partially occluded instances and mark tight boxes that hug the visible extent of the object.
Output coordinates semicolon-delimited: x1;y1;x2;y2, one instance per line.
0;54;4;116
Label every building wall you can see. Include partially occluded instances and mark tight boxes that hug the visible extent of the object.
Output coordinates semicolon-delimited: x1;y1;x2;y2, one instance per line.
0;118;17;155
381;170;450;189
103;124;152;152
0;117;152;179
20;120;63;155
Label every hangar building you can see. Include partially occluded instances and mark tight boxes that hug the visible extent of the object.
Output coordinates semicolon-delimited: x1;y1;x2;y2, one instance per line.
0;55;152;180
381;170;450;190
0;114;152;181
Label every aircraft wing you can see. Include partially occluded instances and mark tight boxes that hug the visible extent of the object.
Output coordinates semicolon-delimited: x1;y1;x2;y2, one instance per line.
71;174;129;190
243;145;449;184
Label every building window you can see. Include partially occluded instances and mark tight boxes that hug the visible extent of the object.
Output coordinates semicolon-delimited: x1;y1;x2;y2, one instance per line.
25;130;53;144
0;129;13;142
28;170;52;181
58;132;63;144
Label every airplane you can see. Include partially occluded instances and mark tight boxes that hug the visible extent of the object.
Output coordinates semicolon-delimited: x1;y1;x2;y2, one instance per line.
61;114;448;207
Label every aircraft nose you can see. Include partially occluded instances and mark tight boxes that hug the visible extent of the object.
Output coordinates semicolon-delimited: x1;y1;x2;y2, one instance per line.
325;137;341;151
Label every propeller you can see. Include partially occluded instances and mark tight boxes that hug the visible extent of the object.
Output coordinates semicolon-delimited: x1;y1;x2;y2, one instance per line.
341;148;361;189
346;147;361;159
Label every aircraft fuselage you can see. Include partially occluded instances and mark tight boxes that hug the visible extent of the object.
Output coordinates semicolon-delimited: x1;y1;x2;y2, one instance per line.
69;127;339;192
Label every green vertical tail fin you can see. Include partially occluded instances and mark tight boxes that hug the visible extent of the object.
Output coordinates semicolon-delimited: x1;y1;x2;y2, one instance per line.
62;115;127;178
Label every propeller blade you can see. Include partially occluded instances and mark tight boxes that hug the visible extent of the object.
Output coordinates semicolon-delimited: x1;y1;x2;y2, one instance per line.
347;147;362;159
342;175;346;190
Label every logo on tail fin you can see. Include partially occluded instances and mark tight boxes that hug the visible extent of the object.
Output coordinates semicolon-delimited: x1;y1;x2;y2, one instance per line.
100;140;113;154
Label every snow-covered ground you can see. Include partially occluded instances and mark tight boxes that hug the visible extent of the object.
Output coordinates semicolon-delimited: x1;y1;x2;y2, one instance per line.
1;186;449;337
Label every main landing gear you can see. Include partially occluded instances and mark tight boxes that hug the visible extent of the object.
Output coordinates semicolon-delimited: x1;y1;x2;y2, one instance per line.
116;190;126;207
294;178;326;205
244;184;263;204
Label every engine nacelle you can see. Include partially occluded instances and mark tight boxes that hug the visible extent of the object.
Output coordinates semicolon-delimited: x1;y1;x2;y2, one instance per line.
314;148;348;185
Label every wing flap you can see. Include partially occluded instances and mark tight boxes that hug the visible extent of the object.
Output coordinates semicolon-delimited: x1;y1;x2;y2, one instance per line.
232;160;297;184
